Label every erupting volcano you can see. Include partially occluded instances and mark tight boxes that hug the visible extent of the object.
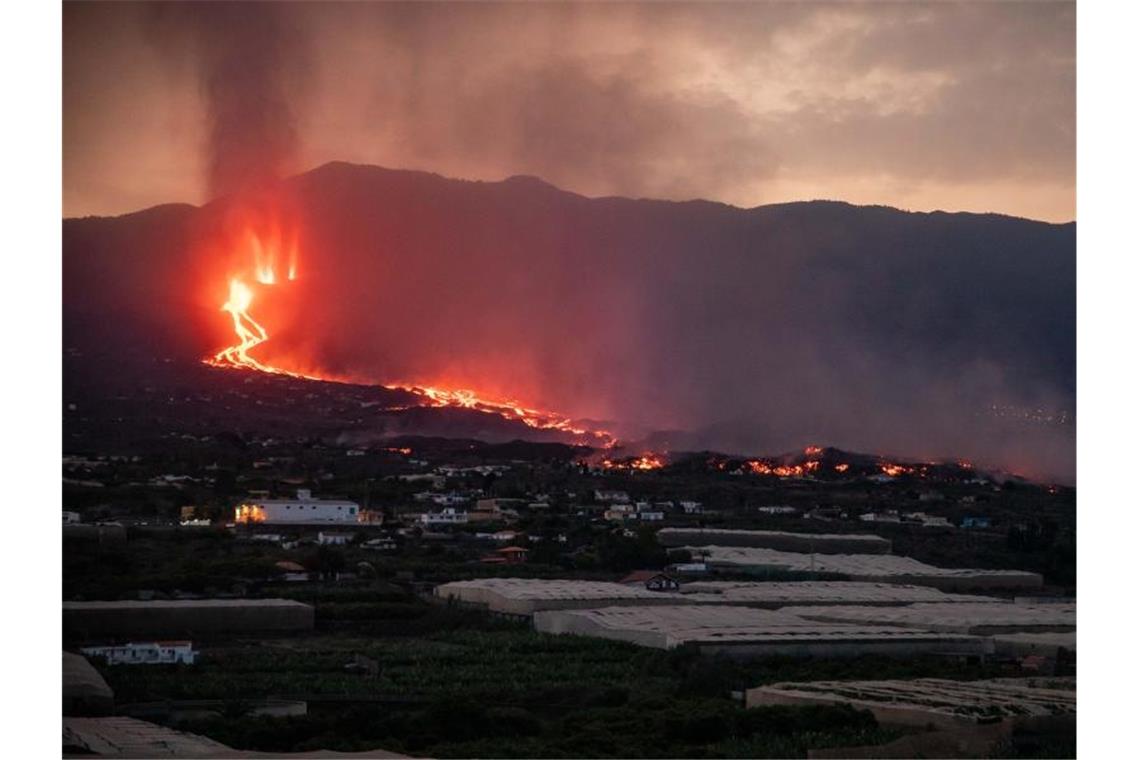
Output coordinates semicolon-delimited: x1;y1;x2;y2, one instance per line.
203;228;616;447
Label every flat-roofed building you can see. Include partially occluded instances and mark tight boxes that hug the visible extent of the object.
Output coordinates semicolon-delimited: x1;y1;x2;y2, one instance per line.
534;605;989;658
679;581;1000;607
433;578;1000;616
234;489;360;525
746;677;1075;729
434;578;695;616
783;602;1075;635
686;545;1044;590
63;599;315;637
657;528;892;554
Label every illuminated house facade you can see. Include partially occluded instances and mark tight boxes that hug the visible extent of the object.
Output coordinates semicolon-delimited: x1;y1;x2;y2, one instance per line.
234;489;360;524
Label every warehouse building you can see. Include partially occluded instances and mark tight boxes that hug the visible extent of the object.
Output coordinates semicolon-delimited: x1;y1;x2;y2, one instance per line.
679;581;1000;607
783;602;1075;635
658;528;891;554
685;545;1044;590
433;578;1001;616
746;677;1075;729
434;578;692;616
234;488;360;525
63;599;314;638
533;605;989;658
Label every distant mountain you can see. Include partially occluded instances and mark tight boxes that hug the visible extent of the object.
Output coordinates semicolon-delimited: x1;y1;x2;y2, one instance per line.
63;162;1075;481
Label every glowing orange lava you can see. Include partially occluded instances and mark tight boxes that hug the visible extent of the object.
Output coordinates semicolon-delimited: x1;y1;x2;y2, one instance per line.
209;279;273;372
204;231;615;447
389;383;615;445
746;459;820;478
600;453;665;470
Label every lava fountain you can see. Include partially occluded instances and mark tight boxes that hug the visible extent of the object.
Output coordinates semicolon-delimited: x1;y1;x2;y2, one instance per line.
203;227;616;446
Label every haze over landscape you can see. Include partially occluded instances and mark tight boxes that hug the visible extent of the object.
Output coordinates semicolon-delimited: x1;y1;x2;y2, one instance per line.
61;1;1075;483
65;1;1074;221
58;3;1081;757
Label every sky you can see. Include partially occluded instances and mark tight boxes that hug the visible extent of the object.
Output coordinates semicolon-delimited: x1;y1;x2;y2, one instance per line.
63;1;1074;221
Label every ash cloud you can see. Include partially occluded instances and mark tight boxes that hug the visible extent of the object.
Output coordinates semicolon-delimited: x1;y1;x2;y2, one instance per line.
260;165;1074;482
66;1;1073;220
62;3;1075;481
145;2;311;198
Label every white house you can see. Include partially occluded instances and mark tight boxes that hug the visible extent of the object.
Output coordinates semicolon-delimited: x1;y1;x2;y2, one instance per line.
234;489;360;525
756;505;798;515
678;501;703;515
63;511;81;524
639;511;665;522
429;492;471;507
421;507;469;526
81;641;198;666
902;512;954;528
318;531;356;545
859;511;901;523
594;490;630;504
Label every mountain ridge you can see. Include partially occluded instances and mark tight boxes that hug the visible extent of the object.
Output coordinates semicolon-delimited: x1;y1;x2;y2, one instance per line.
63;160;1076;227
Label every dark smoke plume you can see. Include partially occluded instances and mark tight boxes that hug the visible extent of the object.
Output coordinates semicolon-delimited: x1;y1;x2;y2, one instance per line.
148;2;310;198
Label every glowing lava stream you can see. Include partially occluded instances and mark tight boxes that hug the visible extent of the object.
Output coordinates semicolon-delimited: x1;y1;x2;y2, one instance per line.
204;277;616;446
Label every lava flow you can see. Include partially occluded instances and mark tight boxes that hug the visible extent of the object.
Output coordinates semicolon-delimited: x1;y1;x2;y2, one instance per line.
207;279;274;373
204;233;615;447
599;453;666;471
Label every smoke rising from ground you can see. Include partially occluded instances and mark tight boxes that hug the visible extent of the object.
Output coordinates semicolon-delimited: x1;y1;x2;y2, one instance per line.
62;3;1075;481
65;1;1073;220
145;2;310;198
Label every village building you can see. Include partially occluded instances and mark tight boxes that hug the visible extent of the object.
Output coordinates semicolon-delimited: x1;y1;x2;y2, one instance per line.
620;571;681;592
234;489;360;525
420;507;468;526
81;641;198;666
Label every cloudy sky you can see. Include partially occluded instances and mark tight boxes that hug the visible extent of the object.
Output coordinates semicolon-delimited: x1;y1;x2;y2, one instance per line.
64;1;1074;221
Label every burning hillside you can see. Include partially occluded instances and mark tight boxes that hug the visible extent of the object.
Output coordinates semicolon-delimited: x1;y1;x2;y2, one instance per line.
200;216;616;447
63;165;1075;481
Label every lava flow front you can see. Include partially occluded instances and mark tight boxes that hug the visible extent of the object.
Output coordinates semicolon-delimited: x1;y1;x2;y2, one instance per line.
204;233;615;447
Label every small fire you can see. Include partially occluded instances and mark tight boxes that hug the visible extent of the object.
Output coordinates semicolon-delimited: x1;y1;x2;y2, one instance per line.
834;463;849;473
601;453;665;471
804;445;823;456
234;504;266;523
878;462;930;478
746;459;820;478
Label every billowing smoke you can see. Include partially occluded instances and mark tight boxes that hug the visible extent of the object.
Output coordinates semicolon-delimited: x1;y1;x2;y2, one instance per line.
63;4;1075;483
249;165;1073;482
147;2;310;198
